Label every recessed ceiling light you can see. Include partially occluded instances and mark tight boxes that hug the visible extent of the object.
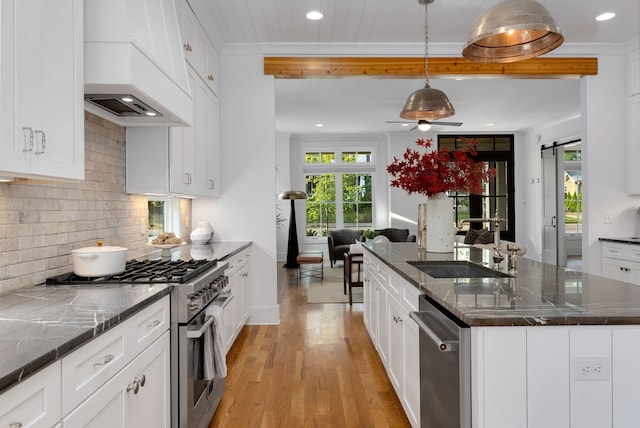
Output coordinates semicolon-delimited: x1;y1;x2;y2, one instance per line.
315;123;324;127
306;10;323;20
121;96;134;103
486;123;494;127
146;111;157;117
596;12;615;21
401;123;410;127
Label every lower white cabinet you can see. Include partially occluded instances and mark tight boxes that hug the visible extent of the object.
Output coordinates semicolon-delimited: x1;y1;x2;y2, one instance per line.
363;253;420;428
0;361;62;428
601;241;640;285
0;295;171;428
62;331;170;428
222;247;252;353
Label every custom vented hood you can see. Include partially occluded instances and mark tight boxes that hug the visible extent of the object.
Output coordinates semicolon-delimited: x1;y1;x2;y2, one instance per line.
84;0;193;127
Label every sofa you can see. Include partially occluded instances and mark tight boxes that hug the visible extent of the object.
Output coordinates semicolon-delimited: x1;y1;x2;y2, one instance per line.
374;228;416;242
327;229;364;266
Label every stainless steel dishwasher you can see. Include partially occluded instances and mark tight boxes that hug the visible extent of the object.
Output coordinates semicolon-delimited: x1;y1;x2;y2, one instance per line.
410;295;471;428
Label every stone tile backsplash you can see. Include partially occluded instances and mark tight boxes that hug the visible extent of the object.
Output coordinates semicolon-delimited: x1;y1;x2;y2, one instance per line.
0;112;191;294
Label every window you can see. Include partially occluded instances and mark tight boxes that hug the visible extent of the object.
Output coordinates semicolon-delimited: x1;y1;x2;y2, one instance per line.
564;147;582;233
439;135;515;241
303;149;374;236
147;197;181;241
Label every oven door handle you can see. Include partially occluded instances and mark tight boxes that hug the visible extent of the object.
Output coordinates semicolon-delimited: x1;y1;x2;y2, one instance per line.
186;315;215;339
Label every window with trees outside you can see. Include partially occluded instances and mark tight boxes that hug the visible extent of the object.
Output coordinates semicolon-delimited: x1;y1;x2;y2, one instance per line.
304;150;373;237
564;147;582;233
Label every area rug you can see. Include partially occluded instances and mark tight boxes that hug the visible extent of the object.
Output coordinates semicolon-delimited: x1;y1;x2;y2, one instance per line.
306;265;363;304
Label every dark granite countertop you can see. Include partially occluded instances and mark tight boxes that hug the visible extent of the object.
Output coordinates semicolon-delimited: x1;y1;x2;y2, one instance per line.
599;237;640;245
0;240;251;395
363;242;640;327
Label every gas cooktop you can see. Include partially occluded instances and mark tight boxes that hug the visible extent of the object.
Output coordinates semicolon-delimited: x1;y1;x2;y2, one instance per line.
46;258;219;285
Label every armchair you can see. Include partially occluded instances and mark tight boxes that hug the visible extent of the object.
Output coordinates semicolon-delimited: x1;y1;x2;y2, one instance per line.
374;228;416;242
327;229;364;266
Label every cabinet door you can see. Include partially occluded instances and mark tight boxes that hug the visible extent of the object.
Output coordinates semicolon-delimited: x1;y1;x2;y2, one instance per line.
195;82;220;197
628;95;640;194
387;295;403;392
170;70;197;194
1;0;83;180
63;332;170;428
240;261;251;323
403;314;421;427
0;361;62;428
376;281;389;366
603;258;634;283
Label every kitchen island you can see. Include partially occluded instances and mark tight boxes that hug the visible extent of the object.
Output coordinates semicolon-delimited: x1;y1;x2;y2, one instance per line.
363;241;640;428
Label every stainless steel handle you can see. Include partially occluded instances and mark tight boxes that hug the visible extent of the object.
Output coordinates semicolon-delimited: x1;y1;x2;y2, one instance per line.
34;130;45;154
93;354;115;367
208;179;215;189
187;315;214;339
409;311;458;352
138;374;146;388
220;294;235;309
207;74;214;81
147;320;161;328
22;127;34;152
127;378;140;394
184;43;192;52
10;422;23;428
551;215;556;228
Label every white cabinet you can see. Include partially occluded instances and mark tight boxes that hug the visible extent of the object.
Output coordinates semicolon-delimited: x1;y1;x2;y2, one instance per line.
126;66;220;198
222;247;251;353
0;0;84;180
62;296;170;427
62;332;170;428
0;361;62;428
627;49;640;194
176;0;219;96
601;241;640;285
363;253;420;428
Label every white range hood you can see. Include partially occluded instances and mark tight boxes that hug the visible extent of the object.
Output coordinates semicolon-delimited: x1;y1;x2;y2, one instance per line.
84;0;193;127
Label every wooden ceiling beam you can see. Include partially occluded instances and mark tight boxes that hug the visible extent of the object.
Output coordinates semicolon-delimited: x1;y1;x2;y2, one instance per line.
264;57;597;79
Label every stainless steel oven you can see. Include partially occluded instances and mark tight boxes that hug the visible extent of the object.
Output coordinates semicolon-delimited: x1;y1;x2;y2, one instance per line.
410;294;471;428
46;256;230;428
177;296;227;428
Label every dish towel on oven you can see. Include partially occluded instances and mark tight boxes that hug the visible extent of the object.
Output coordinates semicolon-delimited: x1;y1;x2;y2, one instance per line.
205;304;227;378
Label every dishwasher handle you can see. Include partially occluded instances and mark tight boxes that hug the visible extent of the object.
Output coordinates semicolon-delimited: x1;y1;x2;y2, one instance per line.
410;311;459;352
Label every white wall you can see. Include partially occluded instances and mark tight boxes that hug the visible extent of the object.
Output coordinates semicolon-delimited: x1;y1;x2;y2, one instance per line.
192;44;279;325
581;53;640;274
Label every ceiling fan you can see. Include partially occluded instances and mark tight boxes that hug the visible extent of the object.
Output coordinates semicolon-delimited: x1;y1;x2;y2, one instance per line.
386;119;463;131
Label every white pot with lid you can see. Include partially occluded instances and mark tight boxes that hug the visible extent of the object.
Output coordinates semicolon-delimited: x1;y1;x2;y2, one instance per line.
72;243;128;277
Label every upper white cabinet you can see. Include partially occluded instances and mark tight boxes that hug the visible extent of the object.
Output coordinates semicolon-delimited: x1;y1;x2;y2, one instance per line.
175;0;219;96
0;0;84;180
126;66;220;198
627;49;640;194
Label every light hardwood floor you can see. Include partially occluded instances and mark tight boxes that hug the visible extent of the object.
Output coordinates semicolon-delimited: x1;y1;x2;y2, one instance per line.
209;263;411;428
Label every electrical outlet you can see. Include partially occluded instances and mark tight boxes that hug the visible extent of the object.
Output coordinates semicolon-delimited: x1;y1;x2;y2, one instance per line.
139;218;146;235
604;212;612;224
573;358;610;381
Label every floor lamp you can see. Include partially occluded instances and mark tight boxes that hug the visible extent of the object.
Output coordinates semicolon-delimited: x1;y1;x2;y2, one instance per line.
278;190;307;269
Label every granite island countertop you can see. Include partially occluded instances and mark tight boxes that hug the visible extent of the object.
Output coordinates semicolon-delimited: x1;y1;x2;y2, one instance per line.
363;242;640;327
0;240;250;395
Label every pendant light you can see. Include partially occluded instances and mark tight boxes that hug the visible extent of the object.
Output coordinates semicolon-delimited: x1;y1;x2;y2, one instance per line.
400;0;455;121
462;0;564;64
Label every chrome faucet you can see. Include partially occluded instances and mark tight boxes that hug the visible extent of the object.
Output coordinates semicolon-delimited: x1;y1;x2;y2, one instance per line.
457;209;505;250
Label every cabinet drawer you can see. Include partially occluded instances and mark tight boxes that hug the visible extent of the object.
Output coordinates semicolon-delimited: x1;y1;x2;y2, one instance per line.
0;361;61;428
225;248;250;276
130;297;170;354
402;281;420;312
61;296;169;415
602;242;630;259
627;245;640;262
386;269;402;300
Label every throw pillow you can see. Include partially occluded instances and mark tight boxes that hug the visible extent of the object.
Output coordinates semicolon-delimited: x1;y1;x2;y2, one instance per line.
475;228;495;244
463;228;480;244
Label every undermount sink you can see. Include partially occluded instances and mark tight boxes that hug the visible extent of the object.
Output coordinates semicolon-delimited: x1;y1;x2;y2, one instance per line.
407;260;512;279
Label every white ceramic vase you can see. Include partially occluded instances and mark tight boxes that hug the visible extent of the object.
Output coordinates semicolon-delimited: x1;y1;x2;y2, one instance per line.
418;193;454;253
190;221;214;245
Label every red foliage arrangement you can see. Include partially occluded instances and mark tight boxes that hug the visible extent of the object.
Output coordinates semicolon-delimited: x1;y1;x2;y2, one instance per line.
387;138;495;197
